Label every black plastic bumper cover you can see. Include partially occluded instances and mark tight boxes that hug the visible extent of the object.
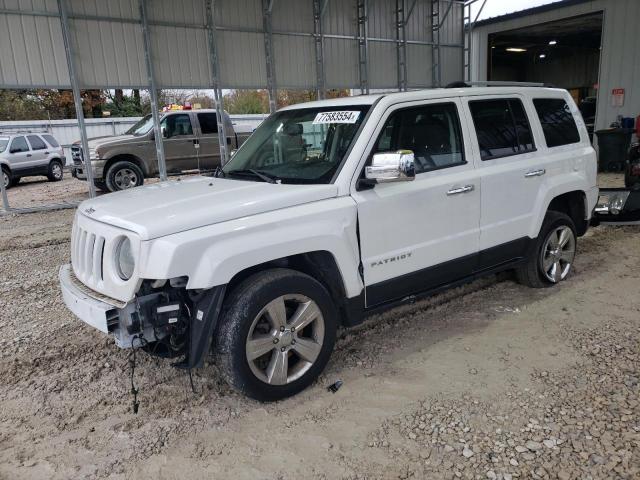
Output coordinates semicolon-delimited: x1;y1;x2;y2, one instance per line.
188;285;226;369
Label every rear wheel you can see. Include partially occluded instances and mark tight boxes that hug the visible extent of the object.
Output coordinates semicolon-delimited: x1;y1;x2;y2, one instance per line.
214;268;337;401
47;159;64;182
105;161;144;192
516;211;577;288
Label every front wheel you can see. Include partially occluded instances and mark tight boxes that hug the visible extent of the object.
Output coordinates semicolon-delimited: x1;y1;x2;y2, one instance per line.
516;211;577;288
1;166;11;190
214;269;337;401
105;161;144;192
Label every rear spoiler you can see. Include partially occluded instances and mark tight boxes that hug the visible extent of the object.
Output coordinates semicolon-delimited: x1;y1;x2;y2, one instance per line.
592;187;640;225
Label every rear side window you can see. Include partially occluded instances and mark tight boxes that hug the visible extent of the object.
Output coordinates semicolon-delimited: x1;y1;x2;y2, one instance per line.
197;113;218;135
533;98;580;147
41;134;60;148
10;136;29;153
469;98;536;160
27;135;47;150
373;102;465;174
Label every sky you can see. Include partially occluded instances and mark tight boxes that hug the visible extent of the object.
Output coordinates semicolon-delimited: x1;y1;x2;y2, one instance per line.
471;0;561;22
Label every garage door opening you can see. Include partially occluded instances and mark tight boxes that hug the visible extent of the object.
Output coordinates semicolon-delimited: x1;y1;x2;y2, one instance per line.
487;12;603;139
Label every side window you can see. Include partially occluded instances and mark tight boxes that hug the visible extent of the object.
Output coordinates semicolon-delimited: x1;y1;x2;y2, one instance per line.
27;135;47;150
161;114;193;138
197;113;218;135
373;102;465;174
469;98;536;160
10;136;29;153
533;98;580;147
41;134;60;148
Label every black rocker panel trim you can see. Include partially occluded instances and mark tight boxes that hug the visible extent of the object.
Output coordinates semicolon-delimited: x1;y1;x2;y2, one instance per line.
365;237;533;308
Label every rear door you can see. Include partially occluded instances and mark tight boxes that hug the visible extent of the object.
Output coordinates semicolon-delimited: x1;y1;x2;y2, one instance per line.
26;135;50;169
161;113;198;172
195;112;221;171
464;95;543;268
352;98;481;307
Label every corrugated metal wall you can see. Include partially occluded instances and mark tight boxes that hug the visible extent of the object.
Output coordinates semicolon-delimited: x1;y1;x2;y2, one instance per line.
470;0;640;131
0;0;465;91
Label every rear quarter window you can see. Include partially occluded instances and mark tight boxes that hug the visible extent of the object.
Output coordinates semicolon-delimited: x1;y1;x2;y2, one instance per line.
41;134;60;148
533;98;581;147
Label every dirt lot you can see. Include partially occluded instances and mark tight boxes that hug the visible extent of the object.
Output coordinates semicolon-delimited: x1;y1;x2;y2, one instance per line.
0;175;638;480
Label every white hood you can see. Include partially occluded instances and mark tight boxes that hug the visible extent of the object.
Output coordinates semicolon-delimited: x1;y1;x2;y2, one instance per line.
78;177;339;240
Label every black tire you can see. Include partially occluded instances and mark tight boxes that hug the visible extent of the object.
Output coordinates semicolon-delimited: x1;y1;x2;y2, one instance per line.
1;166;11;190
93;180;109;192
516;211;577;288
214;268;338;401
105;160;144;192
47;159;64;182
9;176;20;187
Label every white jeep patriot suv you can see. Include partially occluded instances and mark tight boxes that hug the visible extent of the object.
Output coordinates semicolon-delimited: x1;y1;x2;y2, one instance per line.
59;86;598;401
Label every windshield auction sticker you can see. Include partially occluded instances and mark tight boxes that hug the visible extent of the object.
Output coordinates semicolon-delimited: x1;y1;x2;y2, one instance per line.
313;111;361;124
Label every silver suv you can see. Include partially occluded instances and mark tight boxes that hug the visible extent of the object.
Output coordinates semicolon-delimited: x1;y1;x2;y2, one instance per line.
0;132;66;189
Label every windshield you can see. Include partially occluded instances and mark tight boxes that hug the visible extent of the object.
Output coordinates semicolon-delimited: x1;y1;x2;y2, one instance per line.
0;137;8;153
126;114;155;136
221;105;370;184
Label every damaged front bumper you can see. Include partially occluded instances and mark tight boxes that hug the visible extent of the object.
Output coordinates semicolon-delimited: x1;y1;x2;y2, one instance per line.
593;188;640;225
59;264;226;368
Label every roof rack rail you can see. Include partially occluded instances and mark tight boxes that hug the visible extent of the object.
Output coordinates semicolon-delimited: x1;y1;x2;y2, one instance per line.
445;81;556;88
0;130;47;134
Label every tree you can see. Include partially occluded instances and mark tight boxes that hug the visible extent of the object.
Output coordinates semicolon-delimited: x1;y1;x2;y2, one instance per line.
223;89;269;114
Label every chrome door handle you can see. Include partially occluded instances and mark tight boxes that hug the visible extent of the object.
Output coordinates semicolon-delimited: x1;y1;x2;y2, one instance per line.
447;184;475;196
524;169;546;178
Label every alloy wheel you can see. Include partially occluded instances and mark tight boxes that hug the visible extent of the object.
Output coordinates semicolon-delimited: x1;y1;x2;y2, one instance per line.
540;225;575;283
114;168;138;189
52;163;63;179
245;294;325;385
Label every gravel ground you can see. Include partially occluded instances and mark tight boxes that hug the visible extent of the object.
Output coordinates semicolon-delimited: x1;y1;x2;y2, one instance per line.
0;174;638;479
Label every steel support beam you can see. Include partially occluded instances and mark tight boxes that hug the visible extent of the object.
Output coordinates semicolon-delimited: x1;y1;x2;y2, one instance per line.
464;0;486;82
313;0;326;100
430;0;441;87
356;0;369;95
205;0;229;165
57;0;96;199
139;0;168;181
263;0;277;113
0;164;9;211
395;0;408;91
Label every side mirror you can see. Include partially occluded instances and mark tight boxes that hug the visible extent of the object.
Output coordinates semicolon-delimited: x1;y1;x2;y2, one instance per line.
162;127;169;139
365;150;415;184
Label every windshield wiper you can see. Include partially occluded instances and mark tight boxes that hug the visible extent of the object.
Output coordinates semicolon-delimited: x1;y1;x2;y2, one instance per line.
226;169;279;184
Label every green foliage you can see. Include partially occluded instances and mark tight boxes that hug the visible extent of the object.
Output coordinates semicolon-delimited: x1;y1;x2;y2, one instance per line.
223;90;269;114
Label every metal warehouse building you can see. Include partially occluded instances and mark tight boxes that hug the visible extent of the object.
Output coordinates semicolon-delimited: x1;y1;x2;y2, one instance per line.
469;0;640;134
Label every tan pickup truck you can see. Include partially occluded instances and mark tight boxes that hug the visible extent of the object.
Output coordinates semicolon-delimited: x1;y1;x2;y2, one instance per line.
71;109;250;192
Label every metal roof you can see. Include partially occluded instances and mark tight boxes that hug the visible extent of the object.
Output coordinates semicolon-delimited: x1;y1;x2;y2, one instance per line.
473;0;594;28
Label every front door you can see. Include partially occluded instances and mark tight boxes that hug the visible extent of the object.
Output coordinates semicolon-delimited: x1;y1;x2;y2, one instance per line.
8;136;32;171
352;99;481;308
161;113;198;173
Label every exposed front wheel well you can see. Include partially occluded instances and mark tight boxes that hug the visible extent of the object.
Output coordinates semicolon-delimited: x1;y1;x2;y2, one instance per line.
225;251;351;325
547;191;588;236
